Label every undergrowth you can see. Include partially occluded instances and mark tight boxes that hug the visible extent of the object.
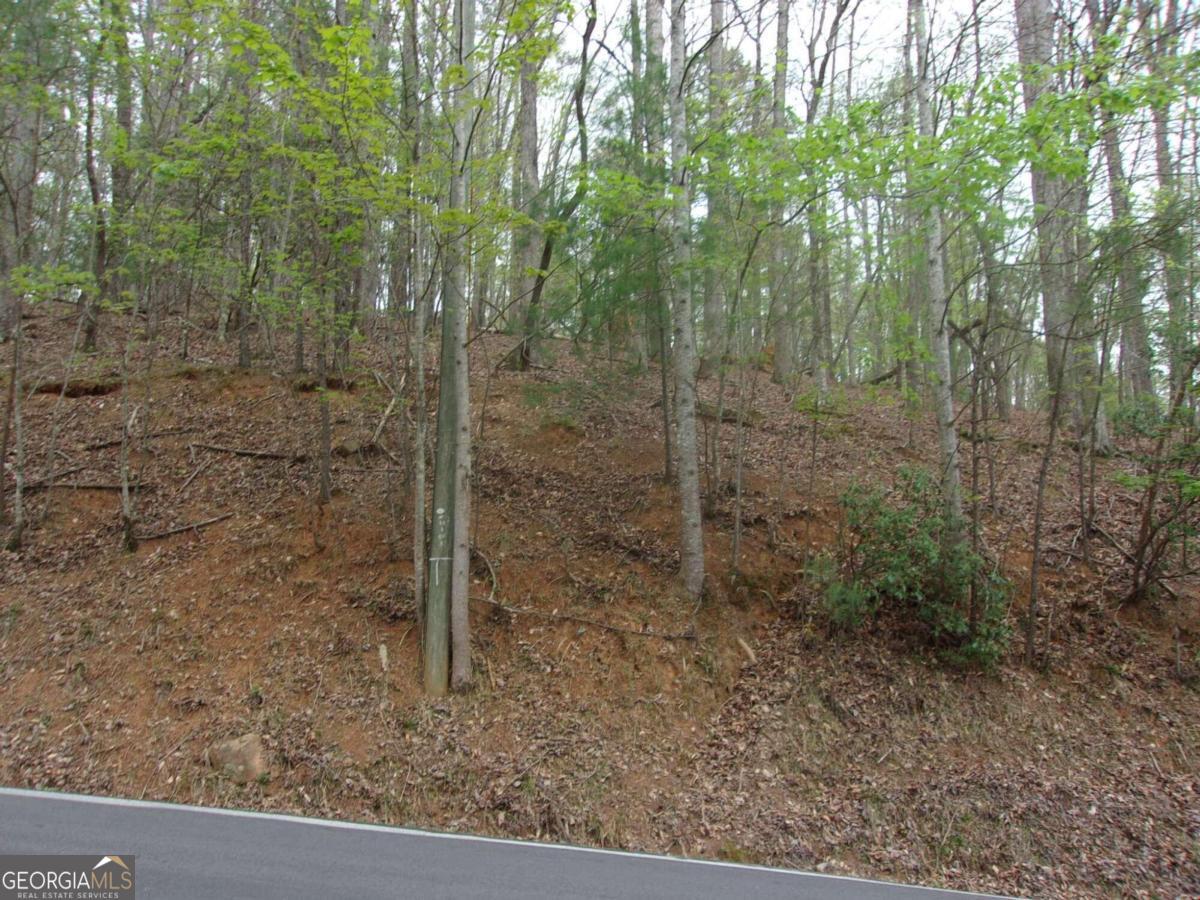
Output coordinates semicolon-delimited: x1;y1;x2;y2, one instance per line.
813;466;1010;668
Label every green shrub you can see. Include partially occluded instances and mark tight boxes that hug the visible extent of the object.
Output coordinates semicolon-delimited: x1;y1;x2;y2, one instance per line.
1112;394;1162;437
820;467;1010;667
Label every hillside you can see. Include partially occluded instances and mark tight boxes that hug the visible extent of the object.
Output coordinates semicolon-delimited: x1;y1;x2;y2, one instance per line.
1;314;1197;898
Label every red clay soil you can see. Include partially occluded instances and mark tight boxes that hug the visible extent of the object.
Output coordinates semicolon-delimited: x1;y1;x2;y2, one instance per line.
0;313;1197;898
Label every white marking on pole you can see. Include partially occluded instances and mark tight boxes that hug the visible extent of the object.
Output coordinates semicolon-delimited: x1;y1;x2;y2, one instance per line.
429;556;452;586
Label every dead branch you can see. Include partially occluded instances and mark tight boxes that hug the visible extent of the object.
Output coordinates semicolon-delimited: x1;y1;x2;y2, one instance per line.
136;512;233;541
1092;523;1180;602
22;465;85;490
863;365;900;386
372;396;398;445
191;442;307;462
30;481;155;493
175;458;212;496
85;427;196;451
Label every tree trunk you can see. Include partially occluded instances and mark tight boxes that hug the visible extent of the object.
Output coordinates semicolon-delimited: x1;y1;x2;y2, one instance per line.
1098;114;1153;398
645;0;666;373
669;0;705;601
1142;0;1187;397
514;56;542;337
700;0;726;376
403;0;427;639
1014;0;1076;410
911;0;964;534
449;0;476;693
769;0;794;386
426;0;474;695
109;0;134;312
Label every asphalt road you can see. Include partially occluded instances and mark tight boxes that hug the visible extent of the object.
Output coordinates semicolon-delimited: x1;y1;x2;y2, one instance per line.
0;787;1006;898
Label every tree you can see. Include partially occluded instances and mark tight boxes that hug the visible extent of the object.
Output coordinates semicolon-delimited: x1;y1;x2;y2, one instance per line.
1141;0;1190;399
1088;0;1153;399
668;0;704;601
768;0;794;386
699;0;727;377
910;0;964;538
425;0;475;696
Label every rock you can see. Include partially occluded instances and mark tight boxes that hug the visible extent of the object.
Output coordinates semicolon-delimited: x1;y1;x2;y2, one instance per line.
208;732;268;784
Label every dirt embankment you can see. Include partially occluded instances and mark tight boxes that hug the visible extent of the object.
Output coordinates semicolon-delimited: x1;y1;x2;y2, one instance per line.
1;317;1197;897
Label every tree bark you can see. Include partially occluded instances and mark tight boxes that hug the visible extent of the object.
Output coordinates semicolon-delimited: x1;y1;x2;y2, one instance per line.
514;56;542;334
769;0;795;386
1014;0;1077;410
402;0;428;646
1142;0;1187;398
1098;113;1153;398
425;0;474;695
645;0;667;370
911;0;964;535
449;0;476;693
669;0;705;601
700;0;727;377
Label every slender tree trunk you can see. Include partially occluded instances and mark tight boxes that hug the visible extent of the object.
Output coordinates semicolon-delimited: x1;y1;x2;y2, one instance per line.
402;0;427;644
700;0;726;376
1098;114;1152;397
505;5;594;372
626;0;649;368
514;56;542;337
317;330;333;502
83;35;107;354
897;22;922;399
1142;0;1187;397
800;0;852;394
3;314;24;549
426;0;474;695
769;0;795;386
646;0;666;371
976;223;1013;420
911;0;963;534
449;0;476;692
110;0;134;306
669;0;705;601
1014;0;1076;412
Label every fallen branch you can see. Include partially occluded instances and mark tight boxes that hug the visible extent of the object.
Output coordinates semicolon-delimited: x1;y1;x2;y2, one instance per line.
85;427;196;451
31;481;155;493
1091;522;1135;564
372;396;397;445
136;512;233;541
1092;522;1180;601
191;442;307;462
863;365;899;386
22;465;85;491
174;458;212;496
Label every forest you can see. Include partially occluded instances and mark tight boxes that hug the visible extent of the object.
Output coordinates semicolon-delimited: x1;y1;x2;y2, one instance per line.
1;0;1198;895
